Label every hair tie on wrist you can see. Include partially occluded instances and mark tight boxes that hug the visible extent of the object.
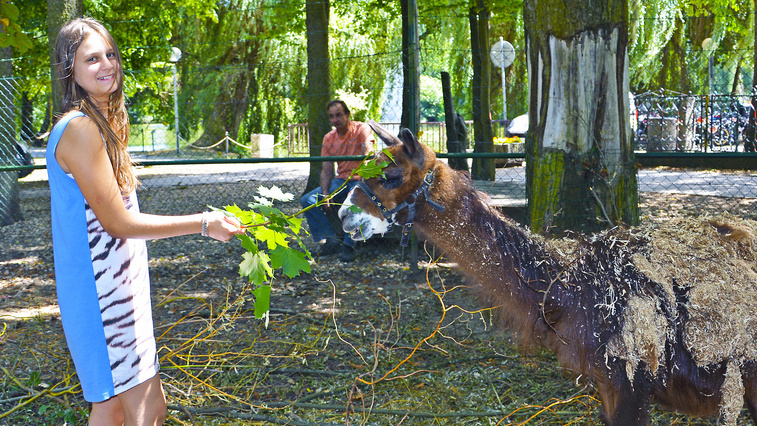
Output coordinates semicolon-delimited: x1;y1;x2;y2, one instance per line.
201;212;210;237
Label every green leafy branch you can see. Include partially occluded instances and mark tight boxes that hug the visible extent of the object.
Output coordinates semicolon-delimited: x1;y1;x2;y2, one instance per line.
216;151;391;322
0;0;32;52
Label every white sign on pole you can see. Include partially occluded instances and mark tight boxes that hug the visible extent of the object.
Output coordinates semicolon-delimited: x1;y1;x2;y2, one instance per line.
490;39;514;121
170;47;182;154
490;39;515;69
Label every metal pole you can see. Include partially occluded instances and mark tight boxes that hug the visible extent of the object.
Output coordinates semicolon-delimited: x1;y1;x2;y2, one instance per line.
708;55;714;95
407;0;420;134
407;0;420;277
500;37;507;122
173;62;180;155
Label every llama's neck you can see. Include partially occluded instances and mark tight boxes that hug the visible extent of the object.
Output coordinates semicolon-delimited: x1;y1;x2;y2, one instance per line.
416;164;560;286
416;186;560;291
414;163;584;353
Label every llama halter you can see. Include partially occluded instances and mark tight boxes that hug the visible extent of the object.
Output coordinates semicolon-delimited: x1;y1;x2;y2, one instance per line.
355;169;445;247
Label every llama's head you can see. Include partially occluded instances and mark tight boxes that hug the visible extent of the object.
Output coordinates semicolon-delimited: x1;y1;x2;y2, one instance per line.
338;120;438;242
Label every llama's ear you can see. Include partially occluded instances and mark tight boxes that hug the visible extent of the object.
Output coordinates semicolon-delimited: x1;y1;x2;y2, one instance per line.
398;128;426;167
367;120;402;147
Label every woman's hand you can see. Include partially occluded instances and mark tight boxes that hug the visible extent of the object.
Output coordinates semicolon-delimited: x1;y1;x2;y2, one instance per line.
204;211;245;241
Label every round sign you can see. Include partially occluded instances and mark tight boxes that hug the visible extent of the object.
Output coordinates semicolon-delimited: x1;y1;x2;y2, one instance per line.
490;40;515;69
170;47;182;63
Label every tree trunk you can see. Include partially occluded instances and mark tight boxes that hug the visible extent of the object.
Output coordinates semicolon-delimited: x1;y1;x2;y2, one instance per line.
39;98;52;144
442;71;469;172
750;0;757;153
401;0;420;133
199;68;250;146
196;4;264;149
46;0;81;121
21;92;34;140
523;0;638;235
0;45;21;226
656;18;691;93
469;1;495;181
304;0;331;193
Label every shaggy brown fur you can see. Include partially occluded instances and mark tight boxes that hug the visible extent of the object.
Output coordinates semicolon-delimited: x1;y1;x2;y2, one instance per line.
338;121;757;426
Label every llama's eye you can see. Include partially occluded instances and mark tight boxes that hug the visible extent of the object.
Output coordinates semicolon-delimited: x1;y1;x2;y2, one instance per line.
378;171;403;189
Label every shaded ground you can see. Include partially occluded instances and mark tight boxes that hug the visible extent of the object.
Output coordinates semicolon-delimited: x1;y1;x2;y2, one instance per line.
1;175;757;425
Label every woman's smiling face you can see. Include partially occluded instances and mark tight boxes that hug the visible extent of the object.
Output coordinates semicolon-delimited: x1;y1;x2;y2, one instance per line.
73;32;120;110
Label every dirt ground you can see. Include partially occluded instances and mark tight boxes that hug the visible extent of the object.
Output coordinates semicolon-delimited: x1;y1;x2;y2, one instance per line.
1;177;757;425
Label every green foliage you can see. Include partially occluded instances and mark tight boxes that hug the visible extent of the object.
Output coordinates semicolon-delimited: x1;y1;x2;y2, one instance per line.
628;0;755;93
328;2;399;122
10;0;47;134
629;0;686;91
37;405;85;424
419;0;528;120
20;0;755;152
420;75;444;121
0;0;31;52
221;155;388;321
172;0;310;145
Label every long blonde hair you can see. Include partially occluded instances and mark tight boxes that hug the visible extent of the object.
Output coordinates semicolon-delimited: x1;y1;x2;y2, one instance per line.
54;17;137;193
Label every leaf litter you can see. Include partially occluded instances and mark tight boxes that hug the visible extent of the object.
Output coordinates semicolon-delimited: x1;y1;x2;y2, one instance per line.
1;182;757;425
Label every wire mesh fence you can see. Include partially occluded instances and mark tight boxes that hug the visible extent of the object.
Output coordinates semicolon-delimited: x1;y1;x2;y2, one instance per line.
4;9;757;424
4;14;757;233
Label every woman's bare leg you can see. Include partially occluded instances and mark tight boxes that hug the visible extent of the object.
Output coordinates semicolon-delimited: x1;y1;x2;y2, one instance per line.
118;374;166;426
89;397;125;426
89;374;166;426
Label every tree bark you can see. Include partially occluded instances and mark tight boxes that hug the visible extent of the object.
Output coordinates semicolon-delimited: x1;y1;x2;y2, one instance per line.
46;0;81;121
442;71;469;172
469;1;495;181
655;18;691;93
304;0;331;193
523;0;638;234
196;4;264;148
200;68;250;146
401;0;420;133
0;45;21;226
21;92;34;140
750;0;757;153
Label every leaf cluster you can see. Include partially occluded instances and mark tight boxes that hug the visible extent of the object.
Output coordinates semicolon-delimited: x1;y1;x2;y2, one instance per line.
222;188;310;321
0;0;31;52
221;152;390;321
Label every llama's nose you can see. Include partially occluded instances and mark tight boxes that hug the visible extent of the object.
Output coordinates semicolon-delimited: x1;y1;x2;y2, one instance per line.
338;189;357;221
337;201;351;221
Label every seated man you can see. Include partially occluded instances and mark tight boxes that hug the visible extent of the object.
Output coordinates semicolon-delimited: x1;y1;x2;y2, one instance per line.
301;100;375;262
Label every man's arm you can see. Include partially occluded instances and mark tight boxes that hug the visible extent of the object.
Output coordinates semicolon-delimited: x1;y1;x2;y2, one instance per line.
359;124;376;154
320;160;336;208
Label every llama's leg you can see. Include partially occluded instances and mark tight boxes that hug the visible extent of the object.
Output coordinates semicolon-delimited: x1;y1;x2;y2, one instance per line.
596;369;651;426
742;361;757;422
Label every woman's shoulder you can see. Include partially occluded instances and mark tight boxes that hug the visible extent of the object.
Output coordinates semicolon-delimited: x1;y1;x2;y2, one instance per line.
59;110;87;123
59;111;98;134
57;112;104;151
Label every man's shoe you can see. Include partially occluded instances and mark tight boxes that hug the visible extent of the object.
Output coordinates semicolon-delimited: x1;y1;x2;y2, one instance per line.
340;245;356;262
316;239;341;256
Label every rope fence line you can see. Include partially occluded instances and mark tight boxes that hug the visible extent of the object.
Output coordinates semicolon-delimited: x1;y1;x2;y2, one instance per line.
184;131;249;156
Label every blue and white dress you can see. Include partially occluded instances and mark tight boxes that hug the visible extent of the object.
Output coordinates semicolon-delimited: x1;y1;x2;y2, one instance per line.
47;111;158;402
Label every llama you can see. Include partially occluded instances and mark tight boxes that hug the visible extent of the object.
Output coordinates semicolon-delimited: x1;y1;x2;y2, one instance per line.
337;120;757;425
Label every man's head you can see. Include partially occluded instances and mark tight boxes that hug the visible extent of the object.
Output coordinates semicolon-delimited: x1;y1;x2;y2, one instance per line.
327;100;351;133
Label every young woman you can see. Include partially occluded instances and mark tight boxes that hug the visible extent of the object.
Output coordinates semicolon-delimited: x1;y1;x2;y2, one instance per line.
47;18;244;425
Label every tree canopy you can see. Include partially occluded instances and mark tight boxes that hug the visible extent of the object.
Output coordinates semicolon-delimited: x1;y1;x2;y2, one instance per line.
11;0;756;146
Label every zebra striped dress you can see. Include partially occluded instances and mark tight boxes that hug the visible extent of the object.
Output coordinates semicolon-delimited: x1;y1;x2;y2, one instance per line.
47;111;159;403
